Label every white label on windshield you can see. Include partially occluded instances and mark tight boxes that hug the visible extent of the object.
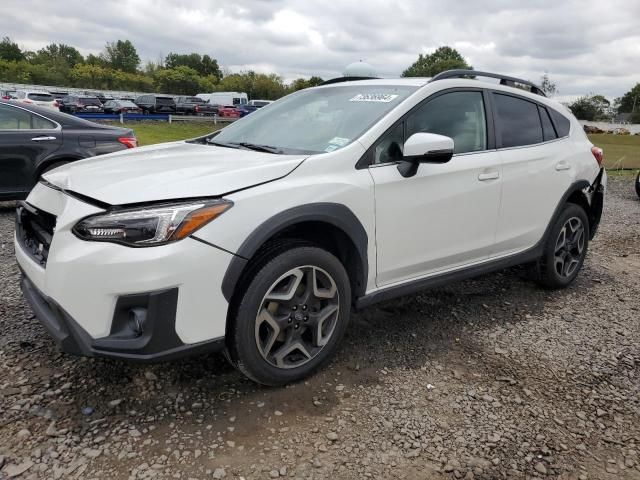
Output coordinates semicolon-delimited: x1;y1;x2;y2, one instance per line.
349;94;399;103
328;137;350;147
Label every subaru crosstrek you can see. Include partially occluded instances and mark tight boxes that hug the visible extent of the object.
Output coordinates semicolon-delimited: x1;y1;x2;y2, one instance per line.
15;70;606;385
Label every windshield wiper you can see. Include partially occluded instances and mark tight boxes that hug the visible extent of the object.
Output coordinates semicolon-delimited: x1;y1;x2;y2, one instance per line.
206;139;241;149
231;142;283;154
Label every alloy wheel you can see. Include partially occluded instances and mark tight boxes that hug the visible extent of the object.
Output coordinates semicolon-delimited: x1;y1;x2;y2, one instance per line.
255;266;340;369
554;217;585;278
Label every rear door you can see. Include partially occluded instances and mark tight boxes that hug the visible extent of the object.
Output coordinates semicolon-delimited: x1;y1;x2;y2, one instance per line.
492;92;573;256
369;89;503;286
0;104;62;198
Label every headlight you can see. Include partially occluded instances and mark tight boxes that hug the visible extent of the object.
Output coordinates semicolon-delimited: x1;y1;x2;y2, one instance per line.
73;199;232;247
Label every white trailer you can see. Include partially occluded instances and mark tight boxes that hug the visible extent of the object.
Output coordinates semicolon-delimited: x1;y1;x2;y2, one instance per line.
196;92;248;106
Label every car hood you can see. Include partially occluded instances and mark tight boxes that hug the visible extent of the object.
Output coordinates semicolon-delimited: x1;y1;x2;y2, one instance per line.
43;141;307;205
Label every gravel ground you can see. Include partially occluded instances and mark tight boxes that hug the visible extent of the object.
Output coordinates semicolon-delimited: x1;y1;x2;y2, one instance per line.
0;176;638;480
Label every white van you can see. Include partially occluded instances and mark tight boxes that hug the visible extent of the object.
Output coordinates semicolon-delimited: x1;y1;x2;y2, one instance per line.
196;92;248;106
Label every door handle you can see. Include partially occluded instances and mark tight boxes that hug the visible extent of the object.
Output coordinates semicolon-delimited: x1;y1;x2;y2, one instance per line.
31;136;57;142
478;171;500;181
555;161;571;171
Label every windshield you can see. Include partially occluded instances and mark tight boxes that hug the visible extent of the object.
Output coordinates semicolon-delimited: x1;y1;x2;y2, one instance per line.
212;85;416;154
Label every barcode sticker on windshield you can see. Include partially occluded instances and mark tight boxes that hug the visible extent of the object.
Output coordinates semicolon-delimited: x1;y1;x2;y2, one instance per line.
349;94;399;103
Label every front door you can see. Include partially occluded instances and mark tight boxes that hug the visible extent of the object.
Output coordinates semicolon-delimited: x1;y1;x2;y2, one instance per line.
369;90;502;287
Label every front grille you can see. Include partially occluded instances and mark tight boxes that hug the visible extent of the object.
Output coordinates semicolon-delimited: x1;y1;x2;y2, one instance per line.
16;202;57;267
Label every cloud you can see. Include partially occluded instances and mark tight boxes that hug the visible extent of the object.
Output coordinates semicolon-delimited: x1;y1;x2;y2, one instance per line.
0;0;638;97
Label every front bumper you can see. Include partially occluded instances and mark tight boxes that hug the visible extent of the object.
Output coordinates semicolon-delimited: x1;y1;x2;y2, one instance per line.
15;182;235;361
20;274;224;361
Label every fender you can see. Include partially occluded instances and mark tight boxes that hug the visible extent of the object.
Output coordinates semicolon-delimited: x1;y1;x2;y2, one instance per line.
219;203;368;302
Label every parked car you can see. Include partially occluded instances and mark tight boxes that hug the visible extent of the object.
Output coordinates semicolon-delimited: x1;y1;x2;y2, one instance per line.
248;99;273;108
58;96;104;114
0;100;136;200
196;91;248;106
1;89;18;100
217;105;240;118
236;104;258;117
636;172;640;199
14;70;606;386
174;96;218;116
102;99;142;114
134;94;176;114
13;91;59;110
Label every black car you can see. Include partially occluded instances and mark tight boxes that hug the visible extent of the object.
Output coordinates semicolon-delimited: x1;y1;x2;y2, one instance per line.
174;96;218;116
0;101;136;201
58;95;104;114
102;99;142;114
134;94;176;114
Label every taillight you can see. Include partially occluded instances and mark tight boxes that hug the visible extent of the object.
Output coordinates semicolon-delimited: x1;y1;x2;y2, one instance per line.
118;137;138;149
53;100;59;108
23;100;33;104
591;146;603;166
1;95;9;100
195;105;199;113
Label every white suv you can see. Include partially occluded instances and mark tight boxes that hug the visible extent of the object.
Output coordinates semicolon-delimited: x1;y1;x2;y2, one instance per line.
15;70;606;385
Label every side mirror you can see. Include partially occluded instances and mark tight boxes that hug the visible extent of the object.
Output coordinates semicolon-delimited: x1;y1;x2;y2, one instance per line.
397;133;454;178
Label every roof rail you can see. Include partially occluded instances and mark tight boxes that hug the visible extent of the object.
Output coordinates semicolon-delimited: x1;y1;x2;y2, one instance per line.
319;76;379;86
430;69;547;97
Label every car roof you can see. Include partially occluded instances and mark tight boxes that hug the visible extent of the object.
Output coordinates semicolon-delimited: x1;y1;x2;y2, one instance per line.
317;78;430;88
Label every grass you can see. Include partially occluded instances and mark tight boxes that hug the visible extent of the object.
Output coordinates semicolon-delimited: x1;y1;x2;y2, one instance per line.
119;122;223;146
588;134;640;170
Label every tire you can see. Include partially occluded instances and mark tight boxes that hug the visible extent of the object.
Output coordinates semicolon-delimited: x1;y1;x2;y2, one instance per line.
534;203;590;289
226;244;351;386
635;172;640;199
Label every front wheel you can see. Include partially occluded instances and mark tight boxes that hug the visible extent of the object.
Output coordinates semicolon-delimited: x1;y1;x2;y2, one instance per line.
534;203;590;289
227;245;351;386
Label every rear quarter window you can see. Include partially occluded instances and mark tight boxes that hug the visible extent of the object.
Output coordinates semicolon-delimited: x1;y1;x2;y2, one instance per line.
548;108;571;137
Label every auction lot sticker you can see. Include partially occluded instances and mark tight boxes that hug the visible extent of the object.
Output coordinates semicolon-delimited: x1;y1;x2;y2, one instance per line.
349;94;399;102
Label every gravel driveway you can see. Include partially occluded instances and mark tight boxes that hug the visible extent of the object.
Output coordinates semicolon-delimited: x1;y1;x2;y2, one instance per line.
1;176;638;480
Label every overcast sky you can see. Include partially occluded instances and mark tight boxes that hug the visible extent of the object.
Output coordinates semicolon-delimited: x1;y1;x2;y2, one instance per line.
1;0;639;99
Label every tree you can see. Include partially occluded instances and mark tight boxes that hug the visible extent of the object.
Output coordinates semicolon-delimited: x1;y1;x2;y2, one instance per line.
617;83;640;114
101;40;140;73
33;43;84;68
165;52;221;80
289;76;324;92
540;73;557;96
153;66;214;95
402;46;471;77
0;36;25;62
568;95;610;121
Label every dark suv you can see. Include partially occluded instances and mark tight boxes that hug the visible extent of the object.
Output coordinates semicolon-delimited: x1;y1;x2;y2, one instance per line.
134;95;176;114
59;96;104;114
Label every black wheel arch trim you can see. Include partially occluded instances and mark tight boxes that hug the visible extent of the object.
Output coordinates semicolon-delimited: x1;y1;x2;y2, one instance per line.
221;203;368;302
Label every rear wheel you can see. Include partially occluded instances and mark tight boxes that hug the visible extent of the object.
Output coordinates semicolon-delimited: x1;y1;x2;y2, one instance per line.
227;245;351;386
534;203;589;289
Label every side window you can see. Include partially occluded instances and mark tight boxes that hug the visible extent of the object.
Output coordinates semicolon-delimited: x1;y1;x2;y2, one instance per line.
539;106;557;141
548;108;570;137
493;94;543;148
0;104;32;129
406;91;487;154
374;123;404;164
31;114;56;130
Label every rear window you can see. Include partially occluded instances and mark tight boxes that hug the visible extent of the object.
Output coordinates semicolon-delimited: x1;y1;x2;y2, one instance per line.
549;108;570;137
80;97;102;106
156;97;175;105
188;97;204;103
493;93;543;148
27;93;54;102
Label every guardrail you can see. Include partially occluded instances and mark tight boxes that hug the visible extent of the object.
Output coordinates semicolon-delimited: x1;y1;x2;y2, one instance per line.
73;113;238;124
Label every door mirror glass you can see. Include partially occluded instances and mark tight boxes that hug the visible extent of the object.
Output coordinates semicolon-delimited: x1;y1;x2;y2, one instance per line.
398;133;454;178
